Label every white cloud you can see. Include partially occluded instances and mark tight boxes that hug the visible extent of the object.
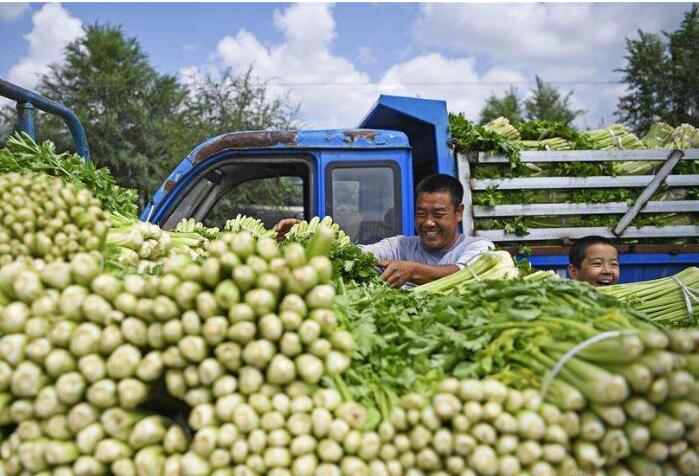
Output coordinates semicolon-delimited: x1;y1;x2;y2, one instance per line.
197;3;530;128
413;3;687;128
0;3;28;22
188;3;687;130
212;3;376;128
5;3;83;90
414;3;683;69
377;54;526;120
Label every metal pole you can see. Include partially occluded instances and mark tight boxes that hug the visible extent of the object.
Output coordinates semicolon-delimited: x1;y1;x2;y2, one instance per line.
0;79;90;162
16;102;36;139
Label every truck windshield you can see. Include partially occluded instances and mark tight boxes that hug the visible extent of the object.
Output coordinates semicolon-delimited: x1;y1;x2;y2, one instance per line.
206;176;304;230
159;156;312;230
327;164;401;244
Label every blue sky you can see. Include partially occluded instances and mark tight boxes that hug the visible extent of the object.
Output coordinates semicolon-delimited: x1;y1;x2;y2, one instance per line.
0;2;692;129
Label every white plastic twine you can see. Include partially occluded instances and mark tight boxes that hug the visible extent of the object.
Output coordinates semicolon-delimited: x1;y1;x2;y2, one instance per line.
672;275;699;318
539;329;638;400
465;263;482;282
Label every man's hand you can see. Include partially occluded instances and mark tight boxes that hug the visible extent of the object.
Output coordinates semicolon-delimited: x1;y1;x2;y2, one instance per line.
378;260;420;288
378;260;460;287
273;218;300;241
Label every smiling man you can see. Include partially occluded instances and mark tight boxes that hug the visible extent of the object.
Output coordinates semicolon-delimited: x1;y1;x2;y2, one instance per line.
568;236;620;286
360;173;494;288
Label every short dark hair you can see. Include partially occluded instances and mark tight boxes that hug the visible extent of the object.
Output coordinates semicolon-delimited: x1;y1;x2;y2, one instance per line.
569;236;618;268
415;174;464;210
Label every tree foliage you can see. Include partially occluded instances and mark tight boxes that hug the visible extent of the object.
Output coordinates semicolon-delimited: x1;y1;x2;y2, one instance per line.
0;24;299;207
478;79;583;125
479;87;523;124
524;76;584;124
616;5;699;133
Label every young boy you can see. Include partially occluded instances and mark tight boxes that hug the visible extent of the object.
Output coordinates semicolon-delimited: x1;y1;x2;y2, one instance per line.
568;236;620;286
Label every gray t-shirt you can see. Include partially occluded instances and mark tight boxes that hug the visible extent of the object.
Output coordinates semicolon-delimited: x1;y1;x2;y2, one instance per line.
360;234;495;269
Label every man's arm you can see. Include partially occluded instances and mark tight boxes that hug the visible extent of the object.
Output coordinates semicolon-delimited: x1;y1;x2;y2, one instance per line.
360;236;402;262
379;260;459;288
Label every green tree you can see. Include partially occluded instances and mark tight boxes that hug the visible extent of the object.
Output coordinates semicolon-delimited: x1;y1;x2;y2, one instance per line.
479;86;523;124
1;24;299;207
616;5;699;133
183;68;299;136
1;24;188;206
524;76;584;124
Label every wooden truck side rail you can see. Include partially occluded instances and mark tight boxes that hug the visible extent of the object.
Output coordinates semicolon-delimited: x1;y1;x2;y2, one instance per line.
457;149;699;243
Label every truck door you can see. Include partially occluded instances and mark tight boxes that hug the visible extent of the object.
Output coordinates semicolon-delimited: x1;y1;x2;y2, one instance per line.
323;157;412;245
150;153;315;230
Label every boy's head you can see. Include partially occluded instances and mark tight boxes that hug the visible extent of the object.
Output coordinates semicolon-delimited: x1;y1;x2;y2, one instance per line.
568;236;620;286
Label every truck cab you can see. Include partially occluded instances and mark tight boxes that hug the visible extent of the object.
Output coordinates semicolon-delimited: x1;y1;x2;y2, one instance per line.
141;128;414;246
142;95;454;246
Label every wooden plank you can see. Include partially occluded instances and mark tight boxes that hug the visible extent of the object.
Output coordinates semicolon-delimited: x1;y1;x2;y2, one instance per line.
475;225;699;242
463;149;699;164
472;174;699;190
614;150;684;236
473;200;699;217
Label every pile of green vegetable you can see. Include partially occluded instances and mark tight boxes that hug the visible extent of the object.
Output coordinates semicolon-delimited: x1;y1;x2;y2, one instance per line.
5;134;699;475
283;217;380;285
337;276;699;474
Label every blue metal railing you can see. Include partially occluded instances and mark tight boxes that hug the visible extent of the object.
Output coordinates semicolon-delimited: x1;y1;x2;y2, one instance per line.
0;79;90;161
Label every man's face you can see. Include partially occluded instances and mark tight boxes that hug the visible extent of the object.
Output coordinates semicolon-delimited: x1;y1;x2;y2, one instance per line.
414;191;463;250
568;243;620;286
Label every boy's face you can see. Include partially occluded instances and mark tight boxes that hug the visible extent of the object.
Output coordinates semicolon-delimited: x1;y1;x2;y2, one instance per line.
568;243;620;286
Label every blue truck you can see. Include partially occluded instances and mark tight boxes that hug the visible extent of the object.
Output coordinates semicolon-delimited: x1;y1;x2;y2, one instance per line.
2;80;698;283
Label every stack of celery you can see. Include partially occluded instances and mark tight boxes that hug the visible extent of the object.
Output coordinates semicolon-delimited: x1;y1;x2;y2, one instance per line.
6;133;699;474
106;214;208;273
0;172;110;266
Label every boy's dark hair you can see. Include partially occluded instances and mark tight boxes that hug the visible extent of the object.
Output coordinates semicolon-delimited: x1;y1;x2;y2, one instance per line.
569;236;618;268
415;173;464;210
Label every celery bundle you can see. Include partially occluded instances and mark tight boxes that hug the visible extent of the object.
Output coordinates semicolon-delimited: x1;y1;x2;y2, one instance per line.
411;250;518;294
602;267;699;327
483;116;521;140
583;124;645;151
175;218;221;240
224;214;276;239
0;133;138;218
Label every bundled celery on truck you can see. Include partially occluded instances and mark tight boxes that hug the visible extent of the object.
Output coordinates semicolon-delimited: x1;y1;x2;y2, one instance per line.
284;216;380;285
450;115;699;240
106;214;210;273
6;135;699;474
411;250;519;294
4;184;699;474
